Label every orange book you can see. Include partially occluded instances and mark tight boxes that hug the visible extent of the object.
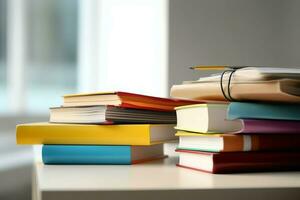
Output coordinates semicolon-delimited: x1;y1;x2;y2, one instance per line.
176;131;300;152
63;91;201;111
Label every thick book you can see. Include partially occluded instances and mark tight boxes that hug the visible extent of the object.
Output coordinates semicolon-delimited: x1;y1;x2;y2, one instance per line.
176;149;300;174
50;105;176;124
16;123;176;145
170;79;300;103
42;144;165;165
176;131;300;152
176;103;300;133
63;91;201;111
175;104;241;133
228;102;300;121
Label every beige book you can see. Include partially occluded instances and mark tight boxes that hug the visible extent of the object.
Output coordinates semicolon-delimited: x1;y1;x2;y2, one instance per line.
194;67;300;83
170;79;300;103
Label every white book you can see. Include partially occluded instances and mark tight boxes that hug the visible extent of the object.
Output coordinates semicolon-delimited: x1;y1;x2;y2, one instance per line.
175;104;242;133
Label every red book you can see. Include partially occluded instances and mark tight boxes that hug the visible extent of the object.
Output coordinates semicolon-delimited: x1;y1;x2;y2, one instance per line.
63;91;202;111
176;149;300;174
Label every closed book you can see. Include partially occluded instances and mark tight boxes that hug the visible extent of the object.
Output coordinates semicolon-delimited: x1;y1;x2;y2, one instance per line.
194;67;300;82
228;102;300;121
236;119;300;134
176;103;300;133
63;91;201;111
170;79;300;103
176;131;300;152
16;123;176;145
175;104;241;133
50;105;176;124
42;144;164;165
176;149;300;174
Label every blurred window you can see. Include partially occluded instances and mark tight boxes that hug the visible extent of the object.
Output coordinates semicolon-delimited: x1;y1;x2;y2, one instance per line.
27;0;78;113
1;0;78;115
1;0;166;115
0;0;7;113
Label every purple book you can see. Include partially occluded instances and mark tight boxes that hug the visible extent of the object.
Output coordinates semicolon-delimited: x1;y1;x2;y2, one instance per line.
236;119;300;134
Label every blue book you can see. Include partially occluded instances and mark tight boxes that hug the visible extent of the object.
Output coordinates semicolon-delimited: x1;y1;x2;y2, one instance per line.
228;102;300;121
42;144;164;165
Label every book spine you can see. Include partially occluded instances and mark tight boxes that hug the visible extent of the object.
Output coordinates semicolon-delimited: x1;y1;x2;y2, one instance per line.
223;135;300;152
16;124;152;145
228;102;300;120
42;145;132;164
239;119;300;134
178;134;300;152
212;152;300;173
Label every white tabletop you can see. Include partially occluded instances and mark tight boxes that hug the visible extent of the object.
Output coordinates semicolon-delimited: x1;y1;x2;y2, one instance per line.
34;155;300;200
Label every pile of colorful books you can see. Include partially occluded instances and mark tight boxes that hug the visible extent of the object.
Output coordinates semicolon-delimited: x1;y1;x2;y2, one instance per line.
171;66;300;173
17;92;197;165
16;66;300;174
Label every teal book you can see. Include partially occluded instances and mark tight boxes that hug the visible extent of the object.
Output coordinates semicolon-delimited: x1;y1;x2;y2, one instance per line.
228;102;300;120
42;144;164;165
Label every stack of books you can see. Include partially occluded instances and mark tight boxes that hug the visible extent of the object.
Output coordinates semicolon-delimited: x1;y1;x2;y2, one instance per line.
171;66;300;173
17;92;198;165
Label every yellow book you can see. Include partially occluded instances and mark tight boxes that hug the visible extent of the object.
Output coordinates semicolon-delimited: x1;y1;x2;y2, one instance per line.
16;123;176;145
175;130;222;137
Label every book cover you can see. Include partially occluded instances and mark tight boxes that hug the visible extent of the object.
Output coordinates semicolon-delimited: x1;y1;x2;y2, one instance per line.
228;102;300;121
174;104;300;134
176;149;300;174
237;119;300;134
176;131;300;152
63;91;202;111
42;144;165;165
16;123;176;145
170;79;300;103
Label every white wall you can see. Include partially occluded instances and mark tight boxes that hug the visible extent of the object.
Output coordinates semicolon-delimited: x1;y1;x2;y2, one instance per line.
168;0;290;89
282;0;300;66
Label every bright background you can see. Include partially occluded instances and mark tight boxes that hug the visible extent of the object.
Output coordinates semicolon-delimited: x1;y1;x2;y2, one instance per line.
1;0;300;199
0;0;167;199
0;0;167;115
